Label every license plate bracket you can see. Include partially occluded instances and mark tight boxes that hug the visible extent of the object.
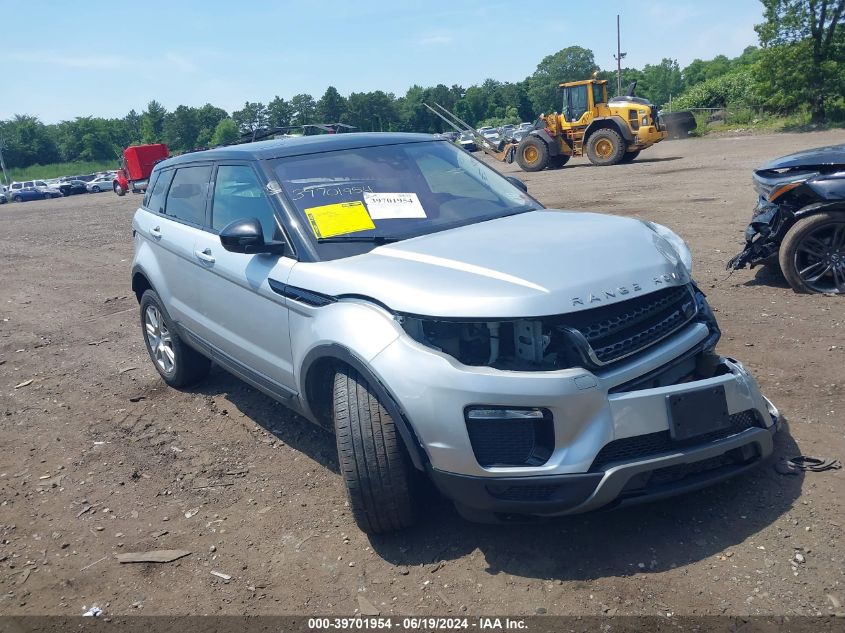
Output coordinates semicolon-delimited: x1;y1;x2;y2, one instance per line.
667;385;730;441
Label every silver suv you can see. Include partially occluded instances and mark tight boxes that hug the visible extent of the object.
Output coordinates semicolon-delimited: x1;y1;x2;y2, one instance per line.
131;133;779;533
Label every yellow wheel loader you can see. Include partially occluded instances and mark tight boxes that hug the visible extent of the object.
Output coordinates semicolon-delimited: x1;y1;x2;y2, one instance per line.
426;79;667;171
516;79;667;170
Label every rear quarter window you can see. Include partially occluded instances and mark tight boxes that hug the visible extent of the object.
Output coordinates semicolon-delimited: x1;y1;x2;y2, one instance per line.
146;169;174;214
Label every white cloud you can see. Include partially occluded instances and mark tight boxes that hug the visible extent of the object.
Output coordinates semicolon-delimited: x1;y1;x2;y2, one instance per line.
417;33;454;46
8;51;127;69
164;52;197;73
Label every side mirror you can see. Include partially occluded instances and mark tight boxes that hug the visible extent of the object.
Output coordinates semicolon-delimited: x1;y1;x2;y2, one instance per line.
219;218;285;255
506;176;528;193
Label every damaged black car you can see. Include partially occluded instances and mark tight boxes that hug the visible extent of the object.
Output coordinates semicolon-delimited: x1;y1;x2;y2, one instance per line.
727;143;845;294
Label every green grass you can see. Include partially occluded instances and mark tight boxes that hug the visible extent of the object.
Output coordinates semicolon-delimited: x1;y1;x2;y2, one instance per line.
5;160;117;182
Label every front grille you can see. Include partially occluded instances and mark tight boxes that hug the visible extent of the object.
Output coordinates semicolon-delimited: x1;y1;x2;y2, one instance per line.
589;409;762;472
555;285;696;366
466;413;554;468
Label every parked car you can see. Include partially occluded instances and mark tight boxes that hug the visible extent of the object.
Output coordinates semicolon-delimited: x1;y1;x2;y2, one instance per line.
8;181;61;201
59;180;88;196
727;143;845;294
86;176;113;193
132;132;779;534
0;192;6;204
457;130;477;152
9;187;57;202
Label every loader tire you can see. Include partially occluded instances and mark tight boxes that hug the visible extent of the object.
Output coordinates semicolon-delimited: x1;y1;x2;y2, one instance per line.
586;129;625;166
333;366;419;533
516;136;550;172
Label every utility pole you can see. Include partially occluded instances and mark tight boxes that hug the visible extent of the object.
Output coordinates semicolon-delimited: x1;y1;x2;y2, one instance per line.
0;138;8;188
613;15;627;96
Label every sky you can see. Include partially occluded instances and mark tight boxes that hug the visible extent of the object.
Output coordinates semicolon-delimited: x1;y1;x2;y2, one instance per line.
0;0;765;123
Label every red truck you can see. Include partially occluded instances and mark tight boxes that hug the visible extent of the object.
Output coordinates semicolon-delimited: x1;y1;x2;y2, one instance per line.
113;144;169;196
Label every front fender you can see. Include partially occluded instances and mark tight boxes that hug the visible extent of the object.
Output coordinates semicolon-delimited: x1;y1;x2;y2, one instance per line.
585;116;634;142
291;299;427;469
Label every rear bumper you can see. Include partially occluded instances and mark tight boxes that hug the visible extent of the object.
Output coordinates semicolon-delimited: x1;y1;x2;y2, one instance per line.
430;422;777;519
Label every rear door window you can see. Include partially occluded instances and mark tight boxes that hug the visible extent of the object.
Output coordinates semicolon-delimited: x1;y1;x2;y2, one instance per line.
146;169;174;214
164;165;212;226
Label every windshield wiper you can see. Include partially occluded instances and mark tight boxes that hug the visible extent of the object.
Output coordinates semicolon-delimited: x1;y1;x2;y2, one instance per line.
317;235;402;244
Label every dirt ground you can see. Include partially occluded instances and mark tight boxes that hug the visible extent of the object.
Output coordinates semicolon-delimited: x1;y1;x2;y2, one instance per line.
1;130;843;618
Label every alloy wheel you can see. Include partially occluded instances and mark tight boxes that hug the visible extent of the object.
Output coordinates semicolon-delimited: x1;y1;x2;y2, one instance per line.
144;305;176;373
794;221;845;293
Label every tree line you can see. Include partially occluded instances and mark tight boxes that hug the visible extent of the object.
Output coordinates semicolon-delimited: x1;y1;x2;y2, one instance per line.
1;0;841;170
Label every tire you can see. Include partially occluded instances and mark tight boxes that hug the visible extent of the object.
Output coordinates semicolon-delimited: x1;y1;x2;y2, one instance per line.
515;136;550;172
114;183;126;196
12;195;22;203
586;129;626;166
139;289;211;387
333;366;418;533
548;155;570;169
92;185;101;193
621;150;641;163
779;212;845;294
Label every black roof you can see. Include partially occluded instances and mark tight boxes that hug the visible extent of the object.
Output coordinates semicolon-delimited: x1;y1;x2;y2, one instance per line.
159;132;438;167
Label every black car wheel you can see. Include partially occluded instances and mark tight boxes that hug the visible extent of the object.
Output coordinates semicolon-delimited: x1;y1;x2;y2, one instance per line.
780;212;845;294
91;185;101;193
12;195;22;203
333;366;419;533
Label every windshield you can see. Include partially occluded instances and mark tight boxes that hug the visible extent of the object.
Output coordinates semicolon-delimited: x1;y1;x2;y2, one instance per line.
270;140;539;245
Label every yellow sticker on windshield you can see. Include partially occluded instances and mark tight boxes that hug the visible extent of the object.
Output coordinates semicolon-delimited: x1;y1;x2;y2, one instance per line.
304;201;375;239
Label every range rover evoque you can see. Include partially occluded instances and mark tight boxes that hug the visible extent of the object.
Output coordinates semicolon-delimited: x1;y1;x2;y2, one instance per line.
131;133;780;533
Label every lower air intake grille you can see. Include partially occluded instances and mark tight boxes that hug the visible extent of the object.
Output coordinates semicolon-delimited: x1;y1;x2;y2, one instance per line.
589;409;762;472
466;412;554;468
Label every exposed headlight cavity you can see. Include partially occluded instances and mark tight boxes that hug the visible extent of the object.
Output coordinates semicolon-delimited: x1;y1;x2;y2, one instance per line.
398;317;564;370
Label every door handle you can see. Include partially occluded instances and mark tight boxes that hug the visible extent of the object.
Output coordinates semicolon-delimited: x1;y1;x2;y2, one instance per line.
149;226;162;239
194;248;215;264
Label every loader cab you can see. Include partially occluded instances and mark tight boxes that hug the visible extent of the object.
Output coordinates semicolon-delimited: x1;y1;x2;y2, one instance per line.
560;80;607;123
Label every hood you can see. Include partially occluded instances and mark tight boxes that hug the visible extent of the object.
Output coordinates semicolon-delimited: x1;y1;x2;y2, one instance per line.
287;210;690;318
758;143;845;172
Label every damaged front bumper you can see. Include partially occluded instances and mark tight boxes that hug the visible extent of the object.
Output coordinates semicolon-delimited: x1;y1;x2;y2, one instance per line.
727;197;788;270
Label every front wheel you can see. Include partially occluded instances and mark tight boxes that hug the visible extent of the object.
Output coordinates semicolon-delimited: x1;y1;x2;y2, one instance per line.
91;185;101;193
779;212;845;294
12;195;22;203
333;366;419;533
114;183;126;196
586;129;625;166
515;136;550;172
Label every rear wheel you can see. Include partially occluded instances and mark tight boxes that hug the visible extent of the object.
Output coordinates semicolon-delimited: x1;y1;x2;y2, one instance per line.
779;212;845;294
516;136;550;172
140;290;211;387
621;150;641;163
586;129;626;166
333;366;419;533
